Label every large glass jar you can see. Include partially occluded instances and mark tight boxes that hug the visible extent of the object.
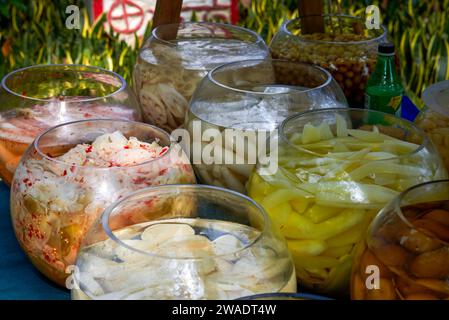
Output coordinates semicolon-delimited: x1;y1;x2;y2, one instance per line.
0;64;140;186
247;108;447;297
351;180;449;300
415;80;449;173
72;185;296;300
185;59;347;194
10;119;195;286
133;22;269;132
270;14;387;107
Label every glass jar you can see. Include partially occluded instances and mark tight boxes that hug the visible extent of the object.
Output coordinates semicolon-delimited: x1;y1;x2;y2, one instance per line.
0;64;141;186
185;59;347;194
133;22;269;132
351;180;449;300
71;185;296;300
270;14;387;107
10;119;195;286
247;108;447;297
238;292;331;300
415;80;449;173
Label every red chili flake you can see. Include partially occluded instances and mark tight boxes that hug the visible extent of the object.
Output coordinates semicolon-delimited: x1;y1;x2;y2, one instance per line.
159;146;169;156
133;177;146;184
23;178;29;184
27;183;32;187
124;145;130;149
44;253;51;262
70;165;75;173
62;170;67;176
21;90;27;96
84;113;92;118
31;214;37;219
159;168;168;175
144;199;154;207
85;145;93;153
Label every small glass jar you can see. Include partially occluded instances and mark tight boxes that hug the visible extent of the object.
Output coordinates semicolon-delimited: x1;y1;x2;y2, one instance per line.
10;119;195;286
415;80;449;173
0;64;140;185
133;22;269;132
247;108;447;297
185;59;347;193
351;180;449;300
270;14;387;107
72;185;296;300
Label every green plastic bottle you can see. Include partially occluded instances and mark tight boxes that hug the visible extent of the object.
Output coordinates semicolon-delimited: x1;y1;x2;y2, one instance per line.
365;43;404;117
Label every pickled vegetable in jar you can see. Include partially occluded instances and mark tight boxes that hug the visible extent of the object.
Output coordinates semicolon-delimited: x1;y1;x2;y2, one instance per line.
10;120;195;286
351;180;449;300
415;80;449;173
133;22;269;132
270;15;387;107
72;185;296;300
247;108;447;297
185;59;346;194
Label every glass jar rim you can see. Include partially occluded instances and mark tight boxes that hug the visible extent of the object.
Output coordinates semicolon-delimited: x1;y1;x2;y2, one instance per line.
236;292;332;300
207;59;333;96
392;179;449;241
101;184;270;260
151;21;265;46
282;14;387;45
34;118;175;170
1;64;127;102
279;108;429;162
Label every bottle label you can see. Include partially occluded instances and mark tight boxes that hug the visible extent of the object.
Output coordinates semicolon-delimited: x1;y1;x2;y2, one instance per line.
365;93;403;116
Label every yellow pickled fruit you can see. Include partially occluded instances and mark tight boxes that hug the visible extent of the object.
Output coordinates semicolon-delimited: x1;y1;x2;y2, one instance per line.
396;276;440;297
405;293;439;300
409;247;449;278
304;204;341;223
359;249;392;279
413;218;449;242
351;273;366;300
372;243;409;268
425;209;449;227
399;228;442;253
365;278;397;300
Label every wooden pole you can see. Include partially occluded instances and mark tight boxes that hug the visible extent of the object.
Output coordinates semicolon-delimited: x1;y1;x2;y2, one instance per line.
297;0;324;34
152;0;183;40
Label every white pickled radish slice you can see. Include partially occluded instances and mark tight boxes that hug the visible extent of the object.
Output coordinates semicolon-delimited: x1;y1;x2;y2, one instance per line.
159;235;213;258
212;234;243;255
141;223;195;244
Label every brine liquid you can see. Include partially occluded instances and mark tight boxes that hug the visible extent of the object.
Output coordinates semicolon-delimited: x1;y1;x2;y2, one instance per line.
140;38;268;72
73;218;295;300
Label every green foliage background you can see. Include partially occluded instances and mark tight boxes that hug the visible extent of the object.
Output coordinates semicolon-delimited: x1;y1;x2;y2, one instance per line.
1;0;448;105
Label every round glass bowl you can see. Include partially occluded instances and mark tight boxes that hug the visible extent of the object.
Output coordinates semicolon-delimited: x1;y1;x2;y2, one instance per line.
0;64;140;185
72;185;296;300
351;180;449;300
185;59;347;193
238;292;331;300
10;119;195;286
133;22;269;132
247;108;447;297
270;14;387;107
415;80;449;173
